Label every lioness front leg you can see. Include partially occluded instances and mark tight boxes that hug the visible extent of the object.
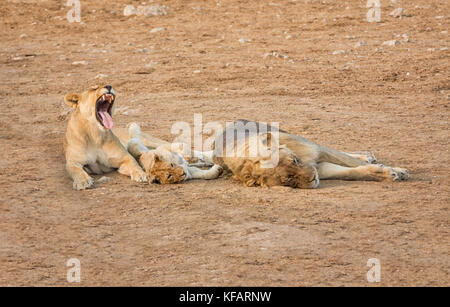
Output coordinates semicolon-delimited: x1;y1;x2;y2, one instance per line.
117;157;149;182
103;140;148;183
317;162;409;182
67;161;94;190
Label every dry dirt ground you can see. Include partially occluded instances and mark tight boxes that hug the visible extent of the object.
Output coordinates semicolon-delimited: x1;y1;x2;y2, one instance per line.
0;0;449;286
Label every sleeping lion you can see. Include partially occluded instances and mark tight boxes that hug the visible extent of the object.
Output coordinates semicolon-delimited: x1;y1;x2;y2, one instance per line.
64;85;148;190
207;120;409;188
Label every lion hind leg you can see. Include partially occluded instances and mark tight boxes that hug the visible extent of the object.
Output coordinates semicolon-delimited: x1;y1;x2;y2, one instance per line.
317;146;367;167
317;162;408;182
345;151;377;164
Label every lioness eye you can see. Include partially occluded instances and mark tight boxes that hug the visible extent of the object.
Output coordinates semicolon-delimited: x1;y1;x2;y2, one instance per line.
168;174;172;179
170;163;174;167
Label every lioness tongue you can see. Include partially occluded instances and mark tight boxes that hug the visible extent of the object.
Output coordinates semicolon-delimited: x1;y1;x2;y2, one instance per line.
99;111;113;129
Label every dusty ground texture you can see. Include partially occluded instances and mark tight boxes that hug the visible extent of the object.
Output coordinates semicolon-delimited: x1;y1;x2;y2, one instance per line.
0;0;449;286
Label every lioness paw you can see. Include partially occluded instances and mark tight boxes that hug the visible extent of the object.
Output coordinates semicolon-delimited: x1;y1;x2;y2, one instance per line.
73;177;94;190
131;169;149;183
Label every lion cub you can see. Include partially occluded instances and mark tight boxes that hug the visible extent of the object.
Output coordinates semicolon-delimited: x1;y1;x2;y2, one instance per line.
64;85;148;190
127;123;223;184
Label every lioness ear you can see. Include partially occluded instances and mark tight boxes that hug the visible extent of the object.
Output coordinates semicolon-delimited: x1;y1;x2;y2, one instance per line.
64;93;81;108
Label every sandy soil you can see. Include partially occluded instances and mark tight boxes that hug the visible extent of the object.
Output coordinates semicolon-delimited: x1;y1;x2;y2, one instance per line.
0;0;448;286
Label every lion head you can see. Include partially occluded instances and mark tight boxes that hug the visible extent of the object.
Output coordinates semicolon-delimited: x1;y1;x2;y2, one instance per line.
221;130;320;189
139;151;187;184
235;145;319;189
64;85;116;130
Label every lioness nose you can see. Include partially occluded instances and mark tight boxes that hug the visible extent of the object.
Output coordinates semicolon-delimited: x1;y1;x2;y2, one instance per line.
104;85;112;92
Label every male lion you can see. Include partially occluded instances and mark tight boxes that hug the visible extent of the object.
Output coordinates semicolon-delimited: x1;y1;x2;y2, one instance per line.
207;120;409;189
126;123;223;184
64;85;148;190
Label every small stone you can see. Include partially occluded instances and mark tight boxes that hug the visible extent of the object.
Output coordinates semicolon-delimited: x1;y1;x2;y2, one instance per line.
72;60;88;65
57;109;73;121
440;47;449;51
123;5;137;16
150;27;166;33
193;70;201;74
238;38;251;44
332;50;346;55
355;40;367;48
145;60;158;68
20;34;27;39
95;74;108;79
13;57;24;61
390;7;404;18
402;34;410;42
382;40;400;46
137;5;170;17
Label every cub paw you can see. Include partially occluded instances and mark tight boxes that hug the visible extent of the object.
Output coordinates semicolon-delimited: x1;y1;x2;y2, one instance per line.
73;177;94;190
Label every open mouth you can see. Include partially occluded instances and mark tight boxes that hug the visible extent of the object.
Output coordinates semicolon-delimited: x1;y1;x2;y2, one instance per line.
96;93;115;129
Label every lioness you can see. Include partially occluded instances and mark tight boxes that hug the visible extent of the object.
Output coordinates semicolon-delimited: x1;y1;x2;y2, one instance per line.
64;85;148;190
126;123;223;184
208;120;409;188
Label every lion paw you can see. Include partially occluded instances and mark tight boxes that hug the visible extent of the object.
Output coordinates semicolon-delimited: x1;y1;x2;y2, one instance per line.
392;167;409;181
362;152;377;164
73;177;94;190
131;169;149;183
370;164;409;182
213;165;224;176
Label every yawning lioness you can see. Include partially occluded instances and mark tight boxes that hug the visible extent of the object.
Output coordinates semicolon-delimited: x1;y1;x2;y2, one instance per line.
63;85;148;190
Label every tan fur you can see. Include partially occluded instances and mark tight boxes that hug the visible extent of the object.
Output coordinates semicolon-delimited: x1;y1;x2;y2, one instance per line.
211;120;409;188
126;123;222;184
64;85;148;190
